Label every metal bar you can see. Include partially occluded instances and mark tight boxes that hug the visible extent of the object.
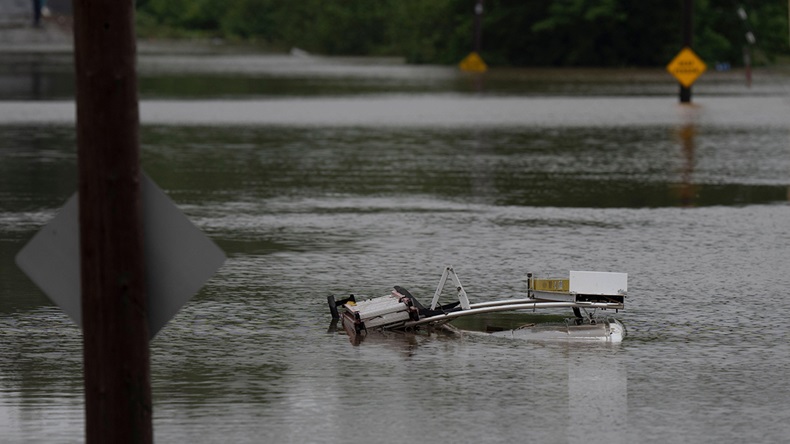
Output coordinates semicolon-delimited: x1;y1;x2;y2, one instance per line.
430;266;451;310
469;298;538;308
448;267;471;310
469;298;622;310
73;0;152;442
526;272;533;298
405;301;622;327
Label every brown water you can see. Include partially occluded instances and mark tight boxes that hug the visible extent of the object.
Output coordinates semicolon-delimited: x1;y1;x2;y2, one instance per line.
1;53;790;443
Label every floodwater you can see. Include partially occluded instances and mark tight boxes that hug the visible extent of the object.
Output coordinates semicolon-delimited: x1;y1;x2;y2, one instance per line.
1;50;790;443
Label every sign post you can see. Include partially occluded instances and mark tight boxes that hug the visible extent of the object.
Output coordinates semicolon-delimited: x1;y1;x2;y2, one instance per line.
459;0;487;73
17;2;226;443
672;0;697;102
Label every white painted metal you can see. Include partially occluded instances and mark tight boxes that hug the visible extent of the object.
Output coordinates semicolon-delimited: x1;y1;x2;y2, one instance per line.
346;294;409;319
363;310;412;329
405;301;621;328
491;318;625;343
468;297;622;310
449;268;471;310
430;266;450;310
343;291;416;330
607;319;625;343
569;271;627;296
468;298;538;308
530;290;577;303
430;266;470;310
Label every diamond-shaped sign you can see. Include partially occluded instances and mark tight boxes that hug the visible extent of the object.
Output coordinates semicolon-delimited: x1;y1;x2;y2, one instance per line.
15;173;226;339
459;51;488;73
667;47;707;88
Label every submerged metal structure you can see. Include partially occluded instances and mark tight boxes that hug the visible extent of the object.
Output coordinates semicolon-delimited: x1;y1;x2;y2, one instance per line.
328;266;627;344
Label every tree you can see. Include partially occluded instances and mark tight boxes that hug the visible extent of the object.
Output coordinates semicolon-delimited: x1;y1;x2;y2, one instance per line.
135;0;790;66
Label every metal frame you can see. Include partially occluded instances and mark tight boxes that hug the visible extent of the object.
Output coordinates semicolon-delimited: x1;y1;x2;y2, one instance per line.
430;266;470;310
406;300;620;328
412;265;624;329
330;266;626;334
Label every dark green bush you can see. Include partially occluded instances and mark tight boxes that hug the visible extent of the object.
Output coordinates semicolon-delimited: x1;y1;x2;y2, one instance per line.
135;0;790;66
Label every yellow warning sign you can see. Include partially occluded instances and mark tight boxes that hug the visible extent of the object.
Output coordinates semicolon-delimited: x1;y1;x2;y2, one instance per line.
666;47;707;88
459;52;488;73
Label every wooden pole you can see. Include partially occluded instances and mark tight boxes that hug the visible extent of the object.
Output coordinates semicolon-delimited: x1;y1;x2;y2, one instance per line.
473;0;484;53
680;0;693;103
73;0;152;443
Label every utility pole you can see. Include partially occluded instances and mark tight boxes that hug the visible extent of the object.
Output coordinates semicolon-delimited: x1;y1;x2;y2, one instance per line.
459;0;488;73
680;0;693;103
73;0;152;442
737;7;756;88
473;0;484;53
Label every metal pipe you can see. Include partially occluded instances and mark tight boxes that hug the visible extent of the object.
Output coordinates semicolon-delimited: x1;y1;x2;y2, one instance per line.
405;301;622;327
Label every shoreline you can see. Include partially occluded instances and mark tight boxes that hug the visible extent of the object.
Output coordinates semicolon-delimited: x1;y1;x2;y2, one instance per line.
2;18;788;71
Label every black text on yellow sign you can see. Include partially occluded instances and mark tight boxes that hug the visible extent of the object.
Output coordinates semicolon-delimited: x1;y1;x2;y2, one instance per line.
666;47;707;88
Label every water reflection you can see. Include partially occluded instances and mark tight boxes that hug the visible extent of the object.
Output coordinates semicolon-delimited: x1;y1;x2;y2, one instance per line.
0;53;74;100
676;122;698;207
567;348;627;443
331;322;425;350
135;125;790;209
2;123;786;215
2;52;789;100
329;324;629;444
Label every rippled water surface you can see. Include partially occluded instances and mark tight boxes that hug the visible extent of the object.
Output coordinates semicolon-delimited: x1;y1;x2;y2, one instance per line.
1;53;790;443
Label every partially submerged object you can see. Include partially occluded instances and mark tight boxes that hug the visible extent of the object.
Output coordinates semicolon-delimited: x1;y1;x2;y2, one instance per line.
328;266;627;344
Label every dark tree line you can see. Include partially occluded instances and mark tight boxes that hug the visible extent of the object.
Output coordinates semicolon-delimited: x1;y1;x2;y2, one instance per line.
135;0;789;66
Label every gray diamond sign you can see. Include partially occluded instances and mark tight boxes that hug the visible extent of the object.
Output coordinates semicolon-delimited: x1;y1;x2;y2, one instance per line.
15;173;226;339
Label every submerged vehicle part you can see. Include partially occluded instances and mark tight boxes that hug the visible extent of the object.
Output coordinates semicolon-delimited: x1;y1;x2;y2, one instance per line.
328;266;627;344
490;317;625;343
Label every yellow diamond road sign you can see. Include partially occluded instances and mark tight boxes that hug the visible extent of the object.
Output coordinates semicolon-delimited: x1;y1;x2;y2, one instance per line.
459;52;488;73
667;47;707;88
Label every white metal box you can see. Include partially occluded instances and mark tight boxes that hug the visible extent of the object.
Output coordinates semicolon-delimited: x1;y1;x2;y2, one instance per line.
569;271;627;296
343;291;415;331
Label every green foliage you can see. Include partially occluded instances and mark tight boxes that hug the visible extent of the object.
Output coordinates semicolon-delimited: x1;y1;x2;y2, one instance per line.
528;0;629;65
741;1;790;63
388;0;470;63
135;0;790;66
220;0;278;40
